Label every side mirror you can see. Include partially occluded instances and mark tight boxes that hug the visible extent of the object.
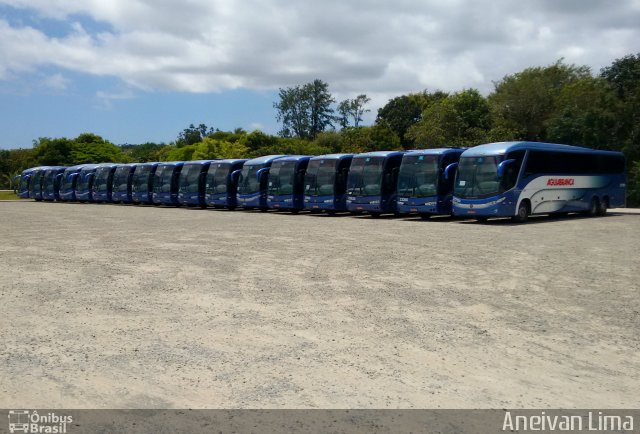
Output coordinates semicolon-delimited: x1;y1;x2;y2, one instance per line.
230;169;241;182
497;159;515;178
256;167;270;181
444;162;458;180
55;173;64;181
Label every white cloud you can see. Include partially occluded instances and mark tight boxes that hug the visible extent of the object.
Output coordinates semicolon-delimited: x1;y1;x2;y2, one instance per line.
0;0;638;107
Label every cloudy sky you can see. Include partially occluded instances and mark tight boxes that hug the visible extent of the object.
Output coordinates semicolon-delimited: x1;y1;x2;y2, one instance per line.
0;0;639;148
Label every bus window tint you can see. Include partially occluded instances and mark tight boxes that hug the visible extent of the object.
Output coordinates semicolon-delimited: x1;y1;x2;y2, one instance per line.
154;167;174;193
305;159;337;196
238;165;262;195
347;157;384;196
206;164;229;195
133;166;150;192
112;167;130;192
268;161;295;195
398;155;438;197
180;165;201;193
455;156;502;199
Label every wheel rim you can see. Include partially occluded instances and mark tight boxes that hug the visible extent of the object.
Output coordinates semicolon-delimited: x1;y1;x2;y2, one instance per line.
519;206;527;219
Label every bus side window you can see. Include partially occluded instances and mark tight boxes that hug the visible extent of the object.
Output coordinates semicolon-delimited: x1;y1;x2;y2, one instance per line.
503;150;525;190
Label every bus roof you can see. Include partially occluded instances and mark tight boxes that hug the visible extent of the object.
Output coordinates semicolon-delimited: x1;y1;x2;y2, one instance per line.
78;164;101;171
182;160;218;166
404;148;466;157
462;141;624;157
43;166;67;172
309;153;354;161
271;155;311;163
244;155;287;165
156;161;185;167
133;162;160;167
210;159;248;165
353;151;405;159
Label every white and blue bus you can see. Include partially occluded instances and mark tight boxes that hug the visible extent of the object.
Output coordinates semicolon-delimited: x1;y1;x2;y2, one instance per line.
452;142;626;222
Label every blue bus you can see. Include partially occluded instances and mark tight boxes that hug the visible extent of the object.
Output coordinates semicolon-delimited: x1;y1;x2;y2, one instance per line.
452;141;626;222
18;168;36;199
204;159;247;209
303;154;353;213
178;160;217;207
58;165;88;201
236;155;286;210
28;167;49;201
75;164;101;202
396;148;465;218
41;166;67;201
345;151;405;216
153;162;185;205
92;163;120;203
111;164;137;203
131;162;159;204
267;155;311;213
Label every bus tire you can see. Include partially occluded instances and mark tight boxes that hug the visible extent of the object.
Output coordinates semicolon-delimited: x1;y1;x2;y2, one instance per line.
512;201;530;223
597;197;608;216
588;197;600;217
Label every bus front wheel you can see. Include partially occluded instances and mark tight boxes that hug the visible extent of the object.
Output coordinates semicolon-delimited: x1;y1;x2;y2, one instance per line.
597;197;608;216
588;197;600;217
512;201;530;223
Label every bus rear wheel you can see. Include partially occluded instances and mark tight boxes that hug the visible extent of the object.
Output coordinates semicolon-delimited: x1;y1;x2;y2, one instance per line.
512;202;529;223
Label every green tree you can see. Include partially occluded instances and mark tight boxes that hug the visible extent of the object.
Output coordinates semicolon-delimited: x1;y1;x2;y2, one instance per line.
274;79;335;140
121;142;166;162
489;60;592;141
176;124;214;148
32;137;74;165
338;94;371;128
69;133;126;163
545;77;621;150
407;89;491;148
192;137;249;159
376;95;422;148
339;125;401;153
600;53;640;161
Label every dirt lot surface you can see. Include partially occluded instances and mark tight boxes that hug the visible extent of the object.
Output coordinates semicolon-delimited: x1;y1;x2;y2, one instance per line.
1;201;639;409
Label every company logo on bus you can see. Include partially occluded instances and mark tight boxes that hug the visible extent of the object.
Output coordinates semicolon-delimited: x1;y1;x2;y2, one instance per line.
547;178;575;186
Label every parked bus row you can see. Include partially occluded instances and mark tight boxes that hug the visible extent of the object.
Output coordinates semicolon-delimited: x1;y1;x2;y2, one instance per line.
17;142;626;223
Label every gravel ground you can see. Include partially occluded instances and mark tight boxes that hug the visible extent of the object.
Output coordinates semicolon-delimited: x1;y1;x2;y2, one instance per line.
1;201;639;409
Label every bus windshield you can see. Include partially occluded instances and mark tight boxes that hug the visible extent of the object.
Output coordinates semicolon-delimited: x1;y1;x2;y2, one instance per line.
19;174;30;192
76;170;92;191
347;157;384;196
132;166;151;192
42;171;56;194
179;165;202;193
305;159;337;196
206;163;230;195
112;167;131;192
93;167;112;192
237;164;264;195
398;155;439;198
154;166;175;193
268;161;296;195
454;155;503;199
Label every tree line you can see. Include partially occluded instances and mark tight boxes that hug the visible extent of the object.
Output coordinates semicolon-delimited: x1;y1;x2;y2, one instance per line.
0;54;638;205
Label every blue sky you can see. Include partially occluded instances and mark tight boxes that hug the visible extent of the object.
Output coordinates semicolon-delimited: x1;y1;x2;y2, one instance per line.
1;0;639;149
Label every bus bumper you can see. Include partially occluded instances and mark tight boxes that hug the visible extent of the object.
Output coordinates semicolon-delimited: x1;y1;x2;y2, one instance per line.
452;195;516;217
267;194;303;211
346;195;397;213
153;192;179;206
237;192;266;209
397;195;451;215
303;194;347;212
177;193;204;206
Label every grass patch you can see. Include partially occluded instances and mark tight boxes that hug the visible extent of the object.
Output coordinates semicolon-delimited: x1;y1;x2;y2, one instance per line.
0;190;23;200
